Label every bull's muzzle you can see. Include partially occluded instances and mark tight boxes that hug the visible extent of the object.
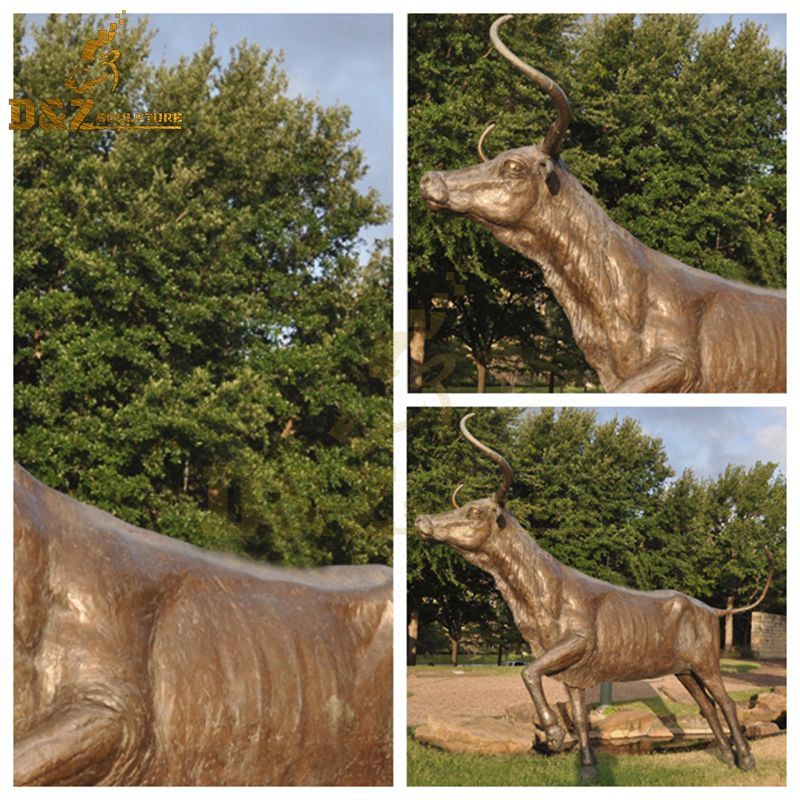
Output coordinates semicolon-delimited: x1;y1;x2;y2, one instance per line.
420;172;449;210
415;515;434;540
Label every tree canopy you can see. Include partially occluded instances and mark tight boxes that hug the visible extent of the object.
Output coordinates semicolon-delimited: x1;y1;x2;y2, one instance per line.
409;14;786;391
14;14;391;566
408;408;785;661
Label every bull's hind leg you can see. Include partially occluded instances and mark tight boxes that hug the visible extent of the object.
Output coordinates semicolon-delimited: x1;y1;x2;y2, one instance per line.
521;635;587;753
692;668;755;771
676;673;734;767
567;686;597;783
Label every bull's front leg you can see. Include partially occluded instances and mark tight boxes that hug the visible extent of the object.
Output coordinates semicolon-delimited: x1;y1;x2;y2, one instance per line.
610;356;694;393
521;635;587;753
15;703;124;786
567;685;598;783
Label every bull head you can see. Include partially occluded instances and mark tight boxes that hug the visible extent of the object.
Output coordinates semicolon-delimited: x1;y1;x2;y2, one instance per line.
415;413;513;552
420;14;572;228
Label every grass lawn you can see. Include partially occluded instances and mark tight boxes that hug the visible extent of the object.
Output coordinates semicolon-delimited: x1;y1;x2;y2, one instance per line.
407;730;786;786
593;687;771;721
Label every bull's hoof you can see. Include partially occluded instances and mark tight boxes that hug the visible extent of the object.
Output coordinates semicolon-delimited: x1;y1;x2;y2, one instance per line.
544;723;566;753
737;751;756;771
578;763;598;784
719;749;736;768
707;742;735;767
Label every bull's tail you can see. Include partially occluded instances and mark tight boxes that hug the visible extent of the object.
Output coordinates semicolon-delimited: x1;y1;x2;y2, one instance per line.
715;547;775;616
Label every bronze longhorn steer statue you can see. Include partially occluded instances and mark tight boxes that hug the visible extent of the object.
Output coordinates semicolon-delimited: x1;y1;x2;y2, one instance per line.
14;463;392;786
420;15;786;393
415;415;774;782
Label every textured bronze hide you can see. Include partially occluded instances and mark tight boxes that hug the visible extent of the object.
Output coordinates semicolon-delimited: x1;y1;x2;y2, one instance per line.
415;415;774;781
14;463;393;786
420;15;786;393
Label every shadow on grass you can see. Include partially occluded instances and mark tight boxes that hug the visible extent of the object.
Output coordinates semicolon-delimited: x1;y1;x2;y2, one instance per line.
594;753;622;786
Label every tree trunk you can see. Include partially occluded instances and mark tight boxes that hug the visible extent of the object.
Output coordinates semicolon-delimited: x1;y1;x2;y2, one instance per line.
407;601;420;667
409;309;427;392
450;637;459;667
476;361;487;393
724;596;734;651
497;646;503;666
548;371;556;393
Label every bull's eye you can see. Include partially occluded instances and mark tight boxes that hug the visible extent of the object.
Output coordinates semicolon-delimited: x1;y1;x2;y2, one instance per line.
501;159;527;178
467;506;482;520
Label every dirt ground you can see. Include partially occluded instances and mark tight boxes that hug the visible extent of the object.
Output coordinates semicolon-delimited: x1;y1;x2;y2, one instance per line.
407;660;786;726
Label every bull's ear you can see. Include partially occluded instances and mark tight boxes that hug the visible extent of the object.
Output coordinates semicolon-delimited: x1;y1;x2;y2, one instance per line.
537;157;554;181
538;157;560;195
496;512;506;530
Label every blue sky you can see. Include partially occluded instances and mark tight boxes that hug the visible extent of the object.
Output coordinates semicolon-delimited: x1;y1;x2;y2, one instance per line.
22;13;393;255
569;407;786;480
699;14;785;49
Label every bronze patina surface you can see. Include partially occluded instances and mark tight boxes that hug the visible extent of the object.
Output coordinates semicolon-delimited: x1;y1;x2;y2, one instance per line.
14;463;392;786
420;15;786;393
415;414;773;782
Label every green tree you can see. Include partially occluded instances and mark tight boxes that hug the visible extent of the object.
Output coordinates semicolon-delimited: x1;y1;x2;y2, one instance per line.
703;463;786;614
573;14;786;287
603;457;785;623
511;409;672;586
638;468;712;596
14;14;391;566
477;594;527;665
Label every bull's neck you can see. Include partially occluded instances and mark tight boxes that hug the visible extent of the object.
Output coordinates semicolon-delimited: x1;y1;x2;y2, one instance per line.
490;168;648;383
467;523;561;639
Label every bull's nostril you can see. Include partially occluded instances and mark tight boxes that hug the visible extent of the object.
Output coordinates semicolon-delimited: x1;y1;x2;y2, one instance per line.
420;172;449;206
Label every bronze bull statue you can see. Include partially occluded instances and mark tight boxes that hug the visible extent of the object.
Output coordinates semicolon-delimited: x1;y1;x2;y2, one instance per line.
415;414;774;782
420;15;786;393
14;463;392;786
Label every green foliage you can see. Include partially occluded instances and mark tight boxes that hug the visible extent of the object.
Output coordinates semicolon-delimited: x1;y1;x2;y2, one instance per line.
14;14;391;566
510;409;672;585
703;463;786;610
409;14;786;390
573;15;786;286
408;408;786;655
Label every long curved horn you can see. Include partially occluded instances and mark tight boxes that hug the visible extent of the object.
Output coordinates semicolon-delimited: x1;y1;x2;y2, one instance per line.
489;14;571;159
451;482;465;508
459;413;513;506
477;122;496;162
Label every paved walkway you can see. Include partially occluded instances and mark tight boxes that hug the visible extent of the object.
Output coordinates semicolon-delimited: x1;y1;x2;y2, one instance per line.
408;661;786;726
